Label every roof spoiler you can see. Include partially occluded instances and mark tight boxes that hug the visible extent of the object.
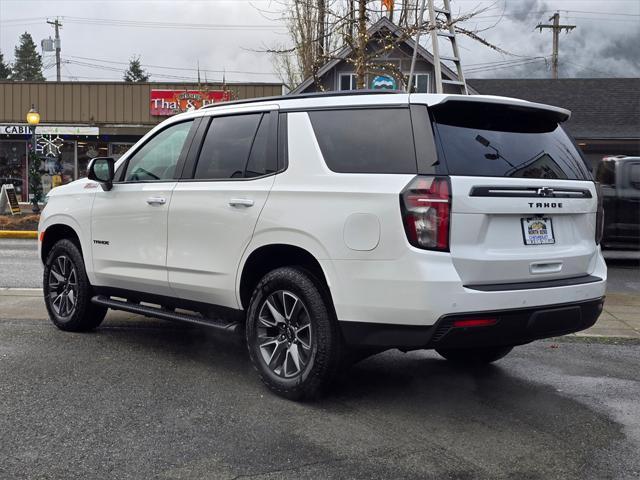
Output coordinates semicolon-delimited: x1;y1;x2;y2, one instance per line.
430;94;571;122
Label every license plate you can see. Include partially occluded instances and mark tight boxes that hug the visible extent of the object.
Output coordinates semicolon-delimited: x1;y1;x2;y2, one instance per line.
521;217;555;245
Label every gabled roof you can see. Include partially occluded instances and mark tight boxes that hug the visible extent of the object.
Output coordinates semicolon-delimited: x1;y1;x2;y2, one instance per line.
291;17;463;94
469;78;640;140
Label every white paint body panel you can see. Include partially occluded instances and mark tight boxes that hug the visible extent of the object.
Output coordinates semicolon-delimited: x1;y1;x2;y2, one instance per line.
167;176;275;307
91;182;176;296
39;92;606;331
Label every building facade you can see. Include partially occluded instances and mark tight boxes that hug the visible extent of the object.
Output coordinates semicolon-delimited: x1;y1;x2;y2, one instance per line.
291;17;472;95
0;81;282;201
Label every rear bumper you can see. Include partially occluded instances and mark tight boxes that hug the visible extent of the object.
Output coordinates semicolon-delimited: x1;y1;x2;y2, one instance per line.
340;297;605;349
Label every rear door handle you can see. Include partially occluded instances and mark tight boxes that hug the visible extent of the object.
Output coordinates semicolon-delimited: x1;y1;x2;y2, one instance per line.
146;196;166;206
229;198;254;208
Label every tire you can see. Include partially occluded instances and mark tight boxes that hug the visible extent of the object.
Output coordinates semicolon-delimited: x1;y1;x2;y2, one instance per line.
436;346;513;364
43;239;107;332
245;266;344;400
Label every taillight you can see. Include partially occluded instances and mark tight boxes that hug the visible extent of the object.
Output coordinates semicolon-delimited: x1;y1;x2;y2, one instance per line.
400;176;451;251
595;182;604;245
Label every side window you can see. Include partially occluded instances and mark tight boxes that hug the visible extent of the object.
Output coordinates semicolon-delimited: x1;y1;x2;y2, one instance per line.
595;161;615;186
308;108;417;174
194;114;262;180
629;163;640;190
245;115;277;178
124;121;193;182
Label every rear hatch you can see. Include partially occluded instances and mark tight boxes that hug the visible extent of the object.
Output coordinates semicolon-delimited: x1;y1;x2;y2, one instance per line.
430;100;597;286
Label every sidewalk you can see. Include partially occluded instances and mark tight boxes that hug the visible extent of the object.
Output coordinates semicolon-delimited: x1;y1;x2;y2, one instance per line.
1;288;638;338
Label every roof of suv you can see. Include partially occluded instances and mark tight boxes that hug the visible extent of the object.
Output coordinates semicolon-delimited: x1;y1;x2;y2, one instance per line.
197;90;571;121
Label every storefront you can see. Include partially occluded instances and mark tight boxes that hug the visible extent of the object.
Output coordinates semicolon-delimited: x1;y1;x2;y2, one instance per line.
0;124;137;201
0;81;283;203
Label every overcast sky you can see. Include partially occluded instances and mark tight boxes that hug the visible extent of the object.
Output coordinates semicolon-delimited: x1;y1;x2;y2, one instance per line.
0;0;638;83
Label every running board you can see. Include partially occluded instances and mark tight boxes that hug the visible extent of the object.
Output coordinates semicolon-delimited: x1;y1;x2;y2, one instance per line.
91;295;239;333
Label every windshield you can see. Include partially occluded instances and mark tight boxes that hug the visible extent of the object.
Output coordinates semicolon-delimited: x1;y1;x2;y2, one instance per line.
431;102;591;180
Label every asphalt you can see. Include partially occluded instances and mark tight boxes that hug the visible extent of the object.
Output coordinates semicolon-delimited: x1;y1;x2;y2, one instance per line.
0;312;638;480
0;238;42;288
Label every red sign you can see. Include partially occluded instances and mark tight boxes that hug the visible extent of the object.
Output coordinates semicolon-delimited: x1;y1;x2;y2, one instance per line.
150;89;231;116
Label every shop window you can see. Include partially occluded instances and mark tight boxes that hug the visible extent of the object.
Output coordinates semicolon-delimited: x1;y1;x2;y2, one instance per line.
77;141;109;178
109;143;134;160
40;139;75;195
0;141;27;201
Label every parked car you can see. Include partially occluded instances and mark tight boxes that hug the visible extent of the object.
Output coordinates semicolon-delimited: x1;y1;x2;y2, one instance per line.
595;156;640;250
38;91;606;399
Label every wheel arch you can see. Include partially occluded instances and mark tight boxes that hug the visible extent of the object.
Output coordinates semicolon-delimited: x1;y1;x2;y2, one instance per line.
238;243;334;311
41;222;83;264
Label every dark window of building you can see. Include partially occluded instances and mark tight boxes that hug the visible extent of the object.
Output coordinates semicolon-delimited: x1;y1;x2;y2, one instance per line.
430;101;590;180
308;108;417;174
245;115;276;178
123;121;193;182
195;114;262;180
406;74;430;93
339;74;357;91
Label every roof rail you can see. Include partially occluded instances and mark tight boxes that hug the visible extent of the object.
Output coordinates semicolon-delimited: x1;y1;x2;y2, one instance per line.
200;89;404;110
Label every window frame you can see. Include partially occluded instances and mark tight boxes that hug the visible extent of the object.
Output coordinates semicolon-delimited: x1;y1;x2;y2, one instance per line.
338;73;357;91
115;118;199;184
181;110;282;182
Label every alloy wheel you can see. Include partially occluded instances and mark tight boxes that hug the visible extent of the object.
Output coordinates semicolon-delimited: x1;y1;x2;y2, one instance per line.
48;255;78;317
256;290;313;378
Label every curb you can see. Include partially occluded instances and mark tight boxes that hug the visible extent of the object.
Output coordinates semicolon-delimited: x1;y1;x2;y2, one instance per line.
0;230;38;239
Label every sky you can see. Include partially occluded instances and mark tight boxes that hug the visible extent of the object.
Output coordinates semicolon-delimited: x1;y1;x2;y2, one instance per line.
0;0;638;84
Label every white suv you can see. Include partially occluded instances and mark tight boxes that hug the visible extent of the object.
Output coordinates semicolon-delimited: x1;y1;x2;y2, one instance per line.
39;91;607;399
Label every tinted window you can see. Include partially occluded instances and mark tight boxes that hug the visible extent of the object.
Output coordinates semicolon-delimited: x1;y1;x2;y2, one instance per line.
195;114;262;179
431;102;590;180
243;115;275;177
595;161;615;185
124;121;193;182
308;109;417;174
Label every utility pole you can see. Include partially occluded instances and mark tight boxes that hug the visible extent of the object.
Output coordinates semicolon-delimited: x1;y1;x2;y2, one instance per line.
46;18;62;82
536;12;575;79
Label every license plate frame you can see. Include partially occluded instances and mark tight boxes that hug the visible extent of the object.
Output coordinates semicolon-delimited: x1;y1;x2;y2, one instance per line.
521;217;555;245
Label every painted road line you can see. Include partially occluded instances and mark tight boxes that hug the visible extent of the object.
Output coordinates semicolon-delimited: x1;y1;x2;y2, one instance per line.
0;231;37;239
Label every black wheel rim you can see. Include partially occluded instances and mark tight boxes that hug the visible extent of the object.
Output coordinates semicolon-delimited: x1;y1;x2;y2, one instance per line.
256;290;313;378
48;255;78;318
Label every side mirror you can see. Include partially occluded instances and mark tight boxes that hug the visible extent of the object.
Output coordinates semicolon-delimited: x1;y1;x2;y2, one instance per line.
87;157;115;191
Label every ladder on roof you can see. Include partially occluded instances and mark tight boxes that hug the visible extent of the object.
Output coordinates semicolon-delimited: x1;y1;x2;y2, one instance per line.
427;0;468;94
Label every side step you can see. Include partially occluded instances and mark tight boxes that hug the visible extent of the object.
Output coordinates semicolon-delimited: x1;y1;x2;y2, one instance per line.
91;295;239;334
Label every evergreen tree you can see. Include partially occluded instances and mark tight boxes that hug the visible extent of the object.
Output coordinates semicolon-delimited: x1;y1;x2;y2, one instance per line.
0;51;11;80
123;56;150;82
12;32;45;81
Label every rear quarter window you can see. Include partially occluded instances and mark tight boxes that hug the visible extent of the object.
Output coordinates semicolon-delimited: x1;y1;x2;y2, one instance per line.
308;108;417;174
431;102;591;180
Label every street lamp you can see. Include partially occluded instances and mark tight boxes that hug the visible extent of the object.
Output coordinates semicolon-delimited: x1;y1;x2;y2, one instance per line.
26;105;41;213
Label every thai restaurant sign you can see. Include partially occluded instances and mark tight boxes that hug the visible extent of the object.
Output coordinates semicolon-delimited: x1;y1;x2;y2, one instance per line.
150;89;231;116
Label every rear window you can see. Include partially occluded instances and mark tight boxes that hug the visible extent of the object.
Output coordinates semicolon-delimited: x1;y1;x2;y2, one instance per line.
431;102;590;180
308;108;417;174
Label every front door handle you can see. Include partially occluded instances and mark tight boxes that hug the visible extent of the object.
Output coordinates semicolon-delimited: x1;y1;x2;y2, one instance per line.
146;196;166;206
229;198;254;208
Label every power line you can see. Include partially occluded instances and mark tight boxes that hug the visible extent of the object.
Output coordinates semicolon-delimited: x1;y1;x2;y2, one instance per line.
66;55;274;76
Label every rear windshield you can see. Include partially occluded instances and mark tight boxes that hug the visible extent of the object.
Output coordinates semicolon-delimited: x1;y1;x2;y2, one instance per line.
308;108;417;174
431;102;590;180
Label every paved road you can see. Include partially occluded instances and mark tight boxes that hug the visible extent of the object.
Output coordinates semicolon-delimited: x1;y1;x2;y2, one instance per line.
0;239;41;288
0;314;638;479
1;238;638;293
